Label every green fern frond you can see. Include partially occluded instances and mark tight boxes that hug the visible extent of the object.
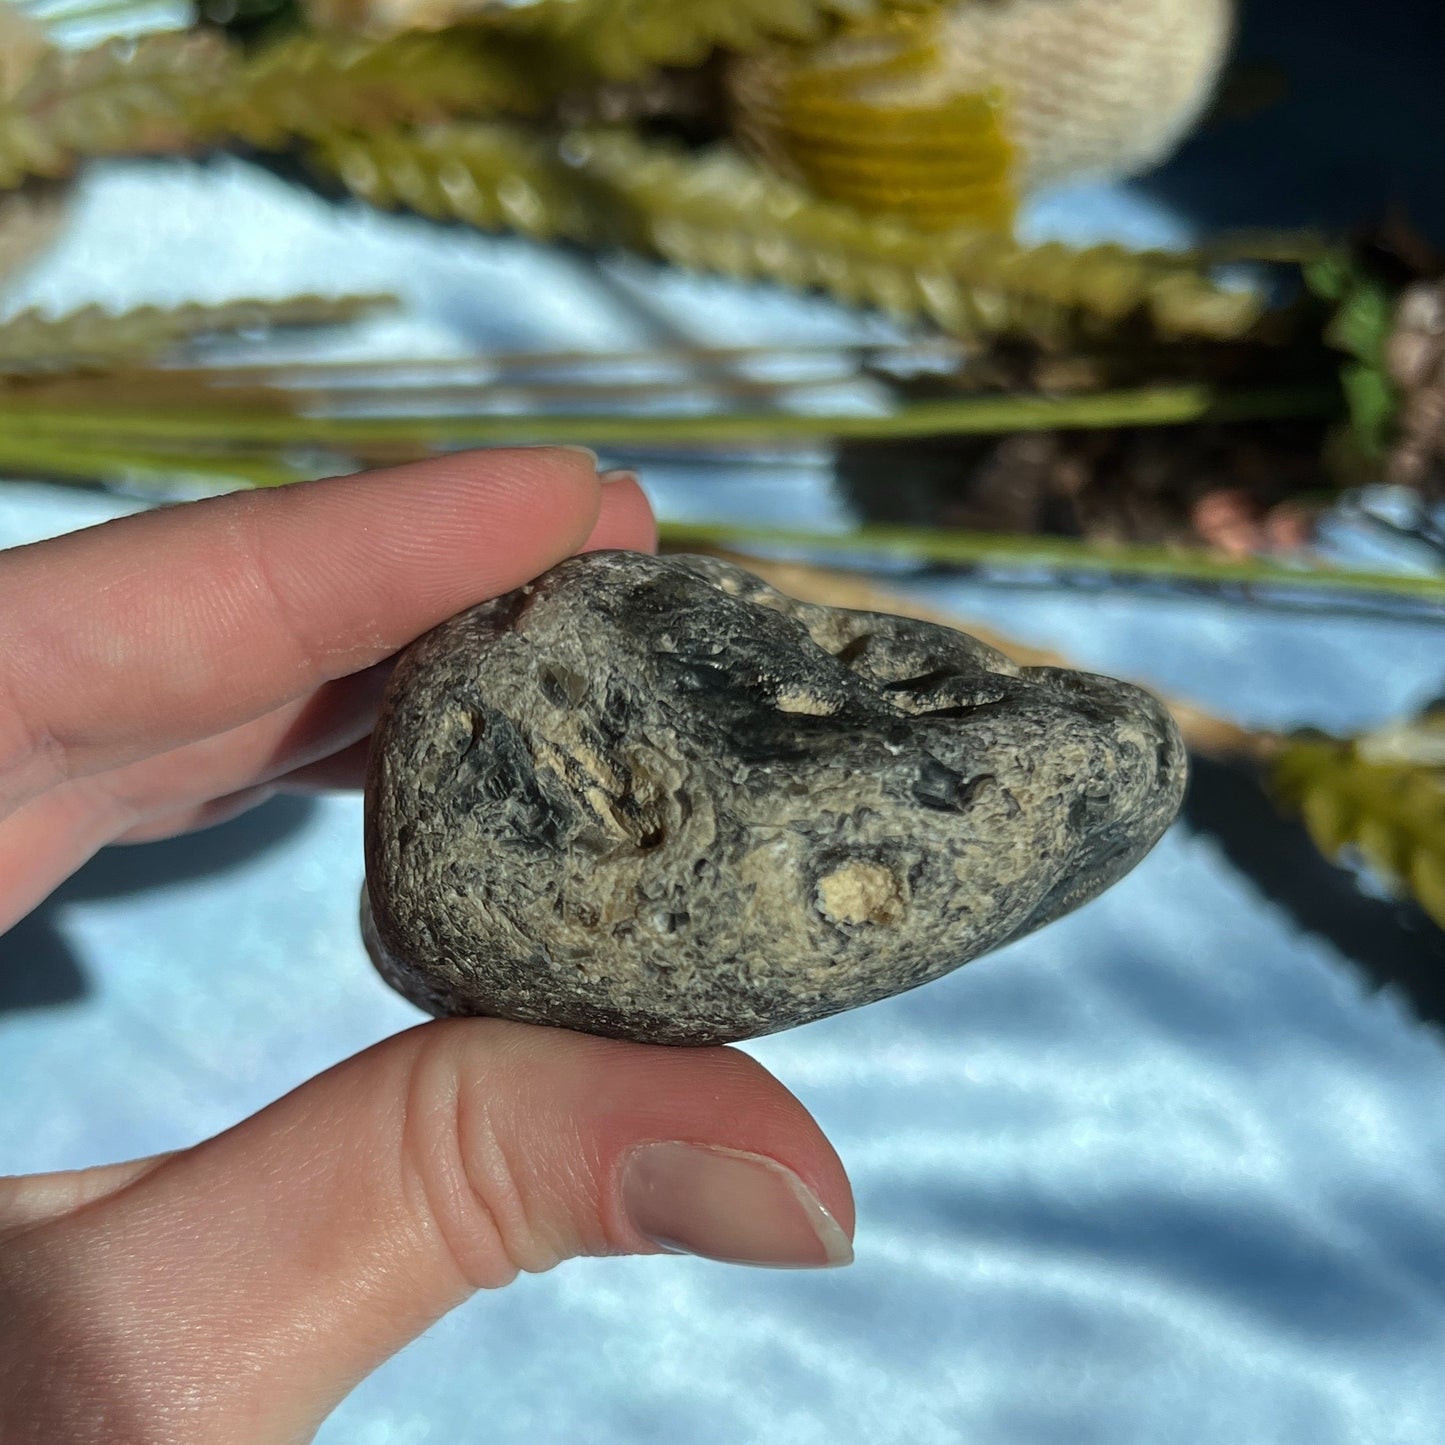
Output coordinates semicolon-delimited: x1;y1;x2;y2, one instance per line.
316;123;1263;343
319;123;597;241
0;28;545;187
1271;730;1445;929
206;31;548;147
0;424;317;490
1305;253;1401;459
0;294;393;376
0;30;228;186
479;0;947;82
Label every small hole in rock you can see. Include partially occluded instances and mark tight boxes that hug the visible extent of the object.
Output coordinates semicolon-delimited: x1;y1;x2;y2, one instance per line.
884;667;957;694
912;697;1009;720
835;634;874;666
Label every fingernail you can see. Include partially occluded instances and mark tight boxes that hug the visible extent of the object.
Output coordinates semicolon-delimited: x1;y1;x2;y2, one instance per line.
556;445;600;468
600;467;638;486
621;1142;853;1269
519;444;600;468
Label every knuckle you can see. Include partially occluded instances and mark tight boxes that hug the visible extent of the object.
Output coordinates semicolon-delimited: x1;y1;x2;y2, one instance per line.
225;504;329;688
395;1026;565;1292
0;671;69;817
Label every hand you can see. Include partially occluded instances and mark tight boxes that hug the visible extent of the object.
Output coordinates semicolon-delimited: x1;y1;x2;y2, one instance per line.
0;451;854;1445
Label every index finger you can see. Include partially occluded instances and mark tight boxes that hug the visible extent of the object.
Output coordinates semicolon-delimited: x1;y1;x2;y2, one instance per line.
0;448;646;818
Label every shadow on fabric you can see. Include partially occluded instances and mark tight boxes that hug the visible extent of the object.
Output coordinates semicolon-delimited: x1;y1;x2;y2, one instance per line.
0;796;317;1015
1181;754;1445;1034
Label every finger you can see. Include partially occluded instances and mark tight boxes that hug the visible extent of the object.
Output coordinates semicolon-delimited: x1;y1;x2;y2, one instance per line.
586;469;657;554
0;449;647;818
250;474;656;806
0;473;655;913
88;471;655;832
275;734;373;795
113;728;370;846
103;749;362;844
0;1157;169;1239
85;734;361;849
0;667;387;920
0;784;112;935
99;662;390;833
0;1022;853;1444
108;783;281;847
62;476;658;847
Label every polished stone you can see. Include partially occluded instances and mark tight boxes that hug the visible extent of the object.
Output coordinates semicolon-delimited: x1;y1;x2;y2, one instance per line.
364;552;1187;1043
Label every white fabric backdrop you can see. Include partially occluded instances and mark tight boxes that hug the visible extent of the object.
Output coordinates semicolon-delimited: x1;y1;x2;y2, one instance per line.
2;94;1444;1445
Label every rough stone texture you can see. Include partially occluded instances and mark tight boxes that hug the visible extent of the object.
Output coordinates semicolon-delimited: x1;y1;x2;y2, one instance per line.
363;551;1186;1045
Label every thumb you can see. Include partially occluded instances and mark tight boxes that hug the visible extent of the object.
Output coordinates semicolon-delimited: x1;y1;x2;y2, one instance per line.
0;1020;854;1445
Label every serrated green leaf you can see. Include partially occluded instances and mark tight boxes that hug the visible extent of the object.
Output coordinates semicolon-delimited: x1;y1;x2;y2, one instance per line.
0;294;393;376
314;123;1266;345
1340;361;1399;458
1326;276;1395;365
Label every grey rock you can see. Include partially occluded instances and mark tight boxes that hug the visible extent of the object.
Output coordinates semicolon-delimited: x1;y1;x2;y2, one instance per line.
363;551;1186;1045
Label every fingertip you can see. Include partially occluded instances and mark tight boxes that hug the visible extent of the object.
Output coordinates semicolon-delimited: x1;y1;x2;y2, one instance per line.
583;471;658;556
369;444;606;560
472;1024;855;1248
690;1043;855;1241
483;444;603;496
444;444;606;552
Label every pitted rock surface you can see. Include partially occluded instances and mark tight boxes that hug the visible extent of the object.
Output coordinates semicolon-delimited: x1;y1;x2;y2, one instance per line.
363;551;1186;1045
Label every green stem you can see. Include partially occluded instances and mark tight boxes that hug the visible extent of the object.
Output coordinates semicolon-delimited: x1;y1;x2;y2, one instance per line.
0;431;311;490
175;338;969;382
660;521;1445;607
5;421;1439;608
0;384;1340;449
26;0;172;22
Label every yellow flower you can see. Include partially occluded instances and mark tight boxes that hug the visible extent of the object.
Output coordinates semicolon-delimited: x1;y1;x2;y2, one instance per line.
729;0;1235;229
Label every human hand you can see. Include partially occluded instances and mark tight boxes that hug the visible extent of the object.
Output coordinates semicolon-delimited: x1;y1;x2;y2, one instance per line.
0;451;854;1445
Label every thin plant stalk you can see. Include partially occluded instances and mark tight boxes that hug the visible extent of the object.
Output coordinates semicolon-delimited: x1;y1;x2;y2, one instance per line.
0;383;1341;450
658;521;1445;607
0;429;319;489
161;338;971;382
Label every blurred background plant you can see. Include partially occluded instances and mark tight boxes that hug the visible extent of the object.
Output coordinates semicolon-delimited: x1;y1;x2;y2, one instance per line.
0;0;1440;935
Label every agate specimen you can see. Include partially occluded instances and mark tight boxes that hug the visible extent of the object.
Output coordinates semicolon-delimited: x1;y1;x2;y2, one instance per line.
364;552;1185;1044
